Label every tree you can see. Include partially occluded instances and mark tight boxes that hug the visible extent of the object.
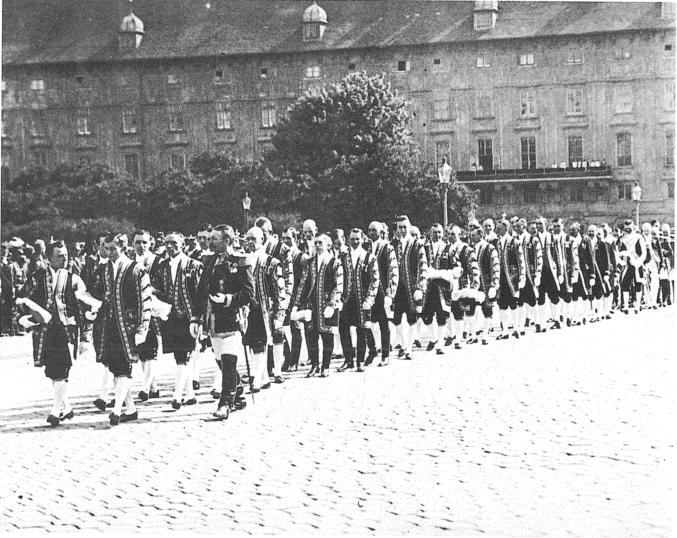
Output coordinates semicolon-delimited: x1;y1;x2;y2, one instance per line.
265;71;476;230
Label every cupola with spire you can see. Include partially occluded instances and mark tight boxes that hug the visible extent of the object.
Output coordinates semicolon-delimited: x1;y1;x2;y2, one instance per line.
302;1;327;41
118;0;145;51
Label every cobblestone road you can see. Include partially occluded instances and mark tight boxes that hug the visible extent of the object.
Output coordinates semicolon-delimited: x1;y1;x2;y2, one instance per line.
0;308;674;535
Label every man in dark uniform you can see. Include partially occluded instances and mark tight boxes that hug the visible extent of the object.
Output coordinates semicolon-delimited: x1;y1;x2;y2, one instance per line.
337;229;379;372
281;227;310;372
422;224;451;355
156;232;203;409
496;219;526;339
17;240;98;426
472;225;499;345
329;229;353;367
367;221;399;367
191;225;254;419
570;222;594;324
91;233;152;426
535;217;562;331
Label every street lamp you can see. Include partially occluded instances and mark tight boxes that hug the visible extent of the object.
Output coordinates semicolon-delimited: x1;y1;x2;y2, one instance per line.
631;182;642;228
438;157;453;228
242;191;252;230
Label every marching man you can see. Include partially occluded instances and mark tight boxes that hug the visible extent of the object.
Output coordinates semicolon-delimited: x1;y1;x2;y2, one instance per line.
157;232;203;410
422;224;452;355
496;219;526;339
471;224;500;345
17;240;99;427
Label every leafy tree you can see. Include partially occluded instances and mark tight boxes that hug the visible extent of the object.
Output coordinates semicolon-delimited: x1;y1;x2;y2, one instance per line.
265;71;476;230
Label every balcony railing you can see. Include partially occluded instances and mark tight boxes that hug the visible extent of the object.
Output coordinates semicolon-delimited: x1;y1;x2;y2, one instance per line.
456;165;612;183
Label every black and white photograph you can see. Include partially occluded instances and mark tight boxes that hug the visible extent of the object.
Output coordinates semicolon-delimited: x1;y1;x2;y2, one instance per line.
0;0;675;535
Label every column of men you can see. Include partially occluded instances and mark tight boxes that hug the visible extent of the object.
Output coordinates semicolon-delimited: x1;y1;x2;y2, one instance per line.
14;215;675;427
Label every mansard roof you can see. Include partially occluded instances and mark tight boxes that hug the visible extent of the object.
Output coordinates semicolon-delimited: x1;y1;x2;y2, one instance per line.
2;0;673;66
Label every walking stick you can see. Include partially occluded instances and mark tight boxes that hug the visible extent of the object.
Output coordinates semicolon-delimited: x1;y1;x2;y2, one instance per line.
238;305;254;404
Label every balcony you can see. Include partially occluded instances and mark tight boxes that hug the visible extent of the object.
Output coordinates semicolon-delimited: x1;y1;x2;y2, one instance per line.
456;163;612;185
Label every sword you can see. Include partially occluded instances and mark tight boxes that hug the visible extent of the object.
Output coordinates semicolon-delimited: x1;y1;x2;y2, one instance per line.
238;305;254;404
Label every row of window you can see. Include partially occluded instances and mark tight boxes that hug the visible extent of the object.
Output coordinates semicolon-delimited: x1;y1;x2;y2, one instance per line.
476;181;675;205
435;132;675;171
432;83;675;121
7;41;672;93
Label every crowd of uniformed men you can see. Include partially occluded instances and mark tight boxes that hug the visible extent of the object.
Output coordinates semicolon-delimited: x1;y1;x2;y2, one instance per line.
5;213;674;426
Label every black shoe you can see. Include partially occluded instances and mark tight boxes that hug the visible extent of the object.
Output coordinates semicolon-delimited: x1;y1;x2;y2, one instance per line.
234;396;247;409
184;398;197;406
59;410;74;421
319;368;329;378
444;337;454;347
413;340;422;349
454;342;463;349
337;362;354;372
306;366;318;378
481;338;489;345
404;354;413;361
281;362;290;373
398;348;405;358
377;357;389;367
149;390;160;399
262;383;271;390
356;365;365;372
171;400;182;410
436;348;445;355
364;350;377;366
550;321;561;330
192;381;200;391
512;331;520;339
93;398;107;412
250;387;261;394
106;399;115;409
138;391;149;402
46;414;60;427
120;411;138;422
109;413;120;426
426;341;436;352
273;376;284;384
210;389;221;400
519;330;526;336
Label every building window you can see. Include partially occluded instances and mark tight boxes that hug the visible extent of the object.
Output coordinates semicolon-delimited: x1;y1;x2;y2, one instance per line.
616;133;632;167
348;62;357;71
566;50;584;64
30;79;45;91
305;66;320;79
216;101;231;130
668;182;675;199
1;80;7;93
613;85;633;114
519;89;536;117
214;69;227;84
432;58;448;72
435;140;450;167
476;55;491;68
29;114;46;137
518;52;535;66
260;68;268;79
571;184;585;202
167;74;179;85
169;153;186;170
665;81;675;110
615;46;631;60
666;131;674;166
1;115;8;139
397;60;410;72
568;136;583;165
478;139;493;170
523;184;539;203
520;136;536;170
261;100;276;128
76;114;92;136
122;109;137;134
476;91;493;118
433;92;452;120
475;12;493;30
303;23;320;41
618;183;633;200
32;150;47;167
665;43;675;57
168;110;184;132
566;88;584;115
124;154;139;179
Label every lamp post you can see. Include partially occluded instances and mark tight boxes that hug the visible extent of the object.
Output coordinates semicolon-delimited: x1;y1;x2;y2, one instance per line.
631;182;642;228
438;157;453;228
241;191;252;230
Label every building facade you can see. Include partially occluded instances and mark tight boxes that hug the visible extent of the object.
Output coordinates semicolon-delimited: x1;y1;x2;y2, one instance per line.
1;0;675;224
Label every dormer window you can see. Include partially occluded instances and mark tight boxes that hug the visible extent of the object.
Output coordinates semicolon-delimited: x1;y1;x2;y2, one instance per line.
305;66;321;79
302;1;327;41
473;0;498;31
397;60;410;72
167;74;179;85
30;79;45;91
118;5;144;51
260;68;268;79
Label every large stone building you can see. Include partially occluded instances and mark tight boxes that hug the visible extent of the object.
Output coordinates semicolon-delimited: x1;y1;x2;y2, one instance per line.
1;0;675;224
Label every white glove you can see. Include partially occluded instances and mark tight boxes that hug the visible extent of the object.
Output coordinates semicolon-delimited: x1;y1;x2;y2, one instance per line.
488;288;497;300
383;296;393;310
273;319;283;331
604;275;610;285
189;322;200;339
303;310;313;322
84;309;98;321
323;306;335;318
413;290;423;301
589;278;595;287
210;293;232;306
18;315;39;329
534;278;541;288
134;333;145;346
362;300;371;311
452;267;463;279
558;275;564;284
518;279;526;290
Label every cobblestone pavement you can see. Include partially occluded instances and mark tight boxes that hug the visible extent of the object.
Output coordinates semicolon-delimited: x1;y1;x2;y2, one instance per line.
0;308;674;536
